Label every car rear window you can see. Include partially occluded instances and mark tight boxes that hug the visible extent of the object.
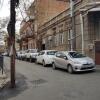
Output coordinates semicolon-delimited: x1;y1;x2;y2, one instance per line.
47;51;57;55
30;49;37;53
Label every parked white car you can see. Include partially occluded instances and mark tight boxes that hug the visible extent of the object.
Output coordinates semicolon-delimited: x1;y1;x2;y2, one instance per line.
17;50;26;60
36;50;58;66
52;51;95;73
25;49;38;62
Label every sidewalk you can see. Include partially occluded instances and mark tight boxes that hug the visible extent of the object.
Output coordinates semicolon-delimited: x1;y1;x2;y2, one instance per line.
0;70;10;89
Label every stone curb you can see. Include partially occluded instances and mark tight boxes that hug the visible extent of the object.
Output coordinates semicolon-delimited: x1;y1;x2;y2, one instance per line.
0;73;10;89
0;78;10;89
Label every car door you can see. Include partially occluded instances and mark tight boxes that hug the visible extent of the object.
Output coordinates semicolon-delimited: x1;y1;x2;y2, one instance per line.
37;51;45;63
54;53;62;68
39;51;45;63
58;53;68;69
54;52;66;68
37;52;41;63
58;52;68;69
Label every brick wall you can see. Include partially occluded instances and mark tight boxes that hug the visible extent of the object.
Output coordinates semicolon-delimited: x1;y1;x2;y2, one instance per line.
36;0;69;27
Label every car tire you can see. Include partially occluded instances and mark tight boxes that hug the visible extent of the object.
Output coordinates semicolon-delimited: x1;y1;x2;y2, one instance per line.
52;62;56;69
35;58;37;63
43;60;46;67
30;57;32;62
67;65;73;74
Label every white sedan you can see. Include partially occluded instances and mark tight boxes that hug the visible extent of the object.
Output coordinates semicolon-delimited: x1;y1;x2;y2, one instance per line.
52;51;96;73
36;50;58;67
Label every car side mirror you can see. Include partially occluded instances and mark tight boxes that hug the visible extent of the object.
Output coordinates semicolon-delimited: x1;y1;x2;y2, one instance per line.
64;56;68;60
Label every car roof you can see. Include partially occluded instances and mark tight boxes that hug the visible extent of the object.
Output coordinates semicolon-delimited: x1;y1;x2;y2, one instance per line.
41;50;58;52
59;51;76;53
57;51;77;54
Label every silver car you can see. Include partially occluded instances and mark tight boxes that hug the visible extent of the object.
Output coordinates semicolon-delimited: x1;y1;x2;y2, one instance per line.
52;51;95;73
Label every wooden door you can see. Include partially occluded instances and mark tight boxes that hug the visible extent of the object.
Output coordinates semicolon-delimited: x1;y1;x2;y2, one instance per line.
95;41;100;65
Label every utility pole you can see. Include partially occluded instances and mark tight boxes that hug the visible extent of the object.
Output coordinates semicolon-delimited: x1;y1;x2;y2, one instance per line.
10;0;16;88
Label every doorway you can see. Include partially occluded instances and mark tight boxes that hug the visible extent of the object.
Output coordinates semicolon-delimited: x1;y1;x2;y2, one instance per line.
95;41;100;65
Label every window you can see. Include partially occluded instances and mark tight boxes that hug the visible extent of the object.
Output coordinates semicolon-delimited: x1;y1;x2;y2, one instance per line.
39;52;45;55
59;33;64;45
56;52;67;59
55;34;59;46
47;51;57;55
68;29;72;50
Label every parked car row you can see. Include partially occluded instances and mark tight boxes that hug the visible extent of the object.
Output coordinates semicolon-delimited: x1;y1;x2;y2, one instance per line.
16;49;38;62
16;49;96;74
37;50;96;73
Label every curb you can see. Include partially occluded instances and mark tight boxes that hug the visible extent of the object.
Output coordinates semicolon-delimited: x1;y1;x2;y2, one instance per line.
0;78;10;89
0;73;10;89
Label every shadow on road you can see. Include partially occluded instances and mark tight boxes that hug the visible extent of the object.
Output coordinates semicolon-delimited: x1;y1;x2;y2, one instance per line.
54;67;99;75
0;73;28;100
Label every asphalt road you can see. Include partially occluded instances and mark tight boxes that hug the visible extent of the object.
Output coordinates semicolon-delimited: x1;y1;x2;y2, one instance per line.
0;57;100;100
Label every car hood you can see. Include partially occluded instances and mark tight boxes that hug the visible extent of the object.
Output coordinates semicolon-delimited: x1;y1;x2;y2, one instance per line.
71;57;94;64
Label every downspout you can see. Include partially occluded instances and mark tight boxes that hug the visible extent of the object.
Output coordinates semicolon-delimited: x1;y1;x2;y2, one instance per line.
70;0;75;51
80;13;84;54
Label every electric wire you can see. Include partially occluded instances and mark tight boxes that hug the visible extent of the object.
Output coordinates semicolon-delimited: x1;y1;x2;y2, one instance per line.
17;2;36;38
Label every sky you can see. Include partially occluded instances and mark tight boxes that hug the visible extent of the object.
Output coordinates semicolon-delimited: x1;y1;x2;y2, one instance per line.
0;0;20;33
0;0;33;33
0;0;10;18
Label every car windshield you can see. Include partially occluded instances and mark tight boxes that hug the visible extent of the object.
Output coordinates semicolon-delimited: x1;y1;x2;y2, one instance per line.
47;51;57;55
68;52;86;58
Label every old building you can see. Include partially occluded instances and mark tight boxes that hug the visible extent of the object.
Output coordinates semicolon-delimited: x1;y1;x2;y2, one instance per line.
20;0;68;50
20;0;100;64
38;0;100;64
20;19;36;50
74;0;100;64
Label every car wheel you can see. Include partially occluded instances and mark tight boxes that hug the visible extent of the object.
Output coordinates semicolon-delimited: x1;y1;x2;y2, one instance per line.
67;65;73;74
52;62;56;69
30;57;32;62
35;58;37;63
43;60;46;67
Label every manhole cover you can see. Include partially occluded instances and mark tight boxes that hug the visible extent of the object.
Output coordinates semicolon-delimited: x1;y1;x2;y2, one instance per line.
30;79;47;85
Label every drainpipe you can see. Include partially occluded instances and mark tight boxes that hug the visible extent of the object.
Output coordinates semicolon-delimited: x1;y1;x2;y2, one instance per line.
80;13;84;54
70;0;75;51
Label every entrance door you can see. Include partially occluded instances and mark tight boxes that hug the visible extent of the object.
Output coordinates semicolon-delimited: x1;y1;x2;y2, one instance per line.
41;44;45;50
95;41;100;65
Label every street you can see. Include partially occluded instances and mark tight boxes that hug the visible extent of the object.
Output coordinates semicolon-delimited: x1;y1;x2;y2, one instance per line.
0;57;100;100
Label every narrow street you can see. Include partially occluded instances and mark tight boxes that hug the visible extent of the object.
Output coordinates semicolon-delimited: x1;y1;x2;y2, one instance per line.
0;57;100;100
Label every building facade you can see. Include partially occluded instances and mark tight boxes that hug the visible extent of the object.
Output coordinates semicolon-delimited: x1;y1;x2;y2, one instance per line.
38;0;100;64
20;0;68;50
19;0;100;64
20;19;36;50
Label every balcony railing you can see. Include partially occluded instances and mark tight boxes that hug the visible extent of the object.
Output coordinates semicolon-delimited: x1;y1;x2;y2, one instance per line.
21;32;35;40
